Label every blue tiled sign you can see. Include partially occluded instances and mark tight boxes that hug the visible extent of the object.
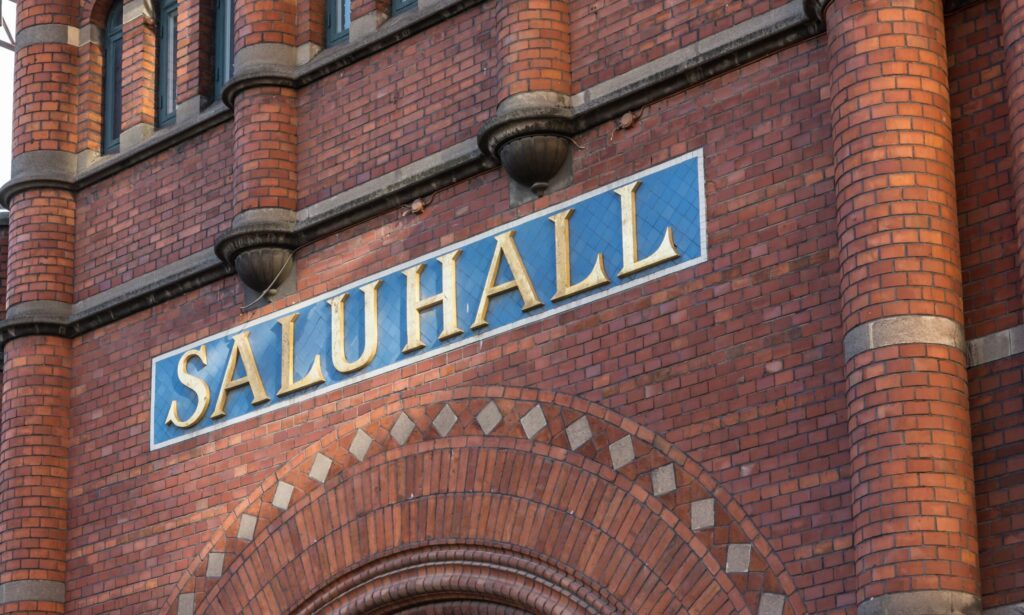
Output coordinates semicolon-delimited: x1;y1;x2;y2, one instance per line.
150;150;707;448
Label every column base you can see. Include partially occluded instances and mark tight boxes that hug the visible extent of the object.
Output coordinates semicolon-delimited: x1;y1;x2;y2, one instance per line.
859;591;981;615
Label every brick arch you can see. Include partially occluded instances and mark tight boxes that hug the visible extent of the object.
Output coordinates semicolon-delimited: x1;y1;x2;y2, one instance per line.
161;387;806;615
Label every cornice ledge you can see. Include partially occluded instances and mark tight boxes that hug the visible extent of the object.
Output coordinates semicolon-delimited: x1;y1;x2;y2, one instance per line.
296;0;487;87
0;104;233;207
69;249;232;337
295;138;494;243
571;1;819;133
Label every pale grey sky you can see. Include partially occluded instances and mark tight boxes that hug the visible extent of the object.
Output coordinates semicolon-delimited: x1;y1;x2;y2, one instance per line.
0;0;14;185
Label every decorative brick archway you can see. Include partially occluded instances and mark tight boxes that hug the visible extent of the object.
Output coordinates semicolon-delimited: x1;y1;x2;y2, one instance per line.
161;387;805;614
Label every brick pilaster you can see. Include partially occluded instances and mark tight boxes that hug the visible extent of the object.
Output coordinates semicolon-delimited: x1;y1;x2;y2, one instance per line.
495;0;571;101
232;87;299;213
120;0;158;146
825;0;980;612
176;0;216;117
1;2;78;610
1000;0;1024;304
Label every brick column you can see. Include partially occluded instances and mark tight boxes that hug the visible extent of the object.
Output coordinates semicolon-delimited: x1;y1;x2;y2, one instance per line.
495;0;570;102
120;0;158;148
480;0;573;196
215;0;302;300
825;1;980;613
1001;0;1024;303
1;2;77;612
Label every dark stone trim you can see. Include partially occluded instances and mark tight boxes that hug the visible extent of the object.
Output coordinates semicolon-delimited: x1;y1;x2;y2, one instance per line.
0;580;65;605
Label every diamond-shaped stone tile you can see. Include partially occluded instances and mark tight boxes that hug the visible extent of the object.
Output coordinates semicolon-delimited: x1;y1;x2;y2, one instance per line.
272;481;294;510
206;552;224;578
566;417;592;451
691;498;715;530
726;543;751;573
349;429;372;462
309;453;332;483
433;404;458;437
520;404;547;440
758;593;785;615
178;593;195;615
237;514;257;541
391;412;416;445
651;464;676;496
609;435;635;470
476;401;502;435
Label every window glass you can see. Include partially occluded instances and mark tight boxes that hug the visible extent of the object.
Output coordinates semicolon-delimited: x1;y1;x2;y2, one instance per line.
102;1;123;153
326;0;350;46
392;0;415;15
156;0;177;127
213;0;233;99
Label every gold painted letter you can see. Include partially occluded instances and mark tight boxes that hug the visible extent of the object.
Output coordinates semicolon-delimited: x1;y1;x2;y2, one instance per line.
549;208;609;301
212;331;270;419
403;250;462;353
329;280;382;373
616;180;679;276
472;230;543;329
278;312;326;396
165;345;212;428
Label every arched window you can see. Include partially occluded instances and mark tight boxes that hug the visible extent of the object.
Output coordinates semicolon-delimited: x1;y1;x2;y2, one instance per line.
213;0;233;98
156;0;178;126
392;0;416;15
102;0;124;153
326;0;350;46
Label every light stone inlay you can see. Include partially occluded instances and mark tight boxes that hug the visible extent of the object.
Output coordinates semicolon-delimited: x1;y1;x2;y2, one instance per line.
651;464;676;496
726;543;752;573
178;593;195;615
758;593;785;615
237;514;257;541
476;401;502;435
309;453;332;483
691;498;715;530
566;417;592;451
272;481;294;510
520;404;547;439
349;429;372;462
433;404;458;437
609;435;635;470
391;412;416;445
206;552;224;578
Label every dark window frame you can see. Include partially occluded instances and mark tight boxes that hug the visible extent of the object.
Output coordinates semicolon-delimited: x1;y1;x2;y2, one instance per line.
156;0;178;127
102;1;124;153
326;0;351;46
213;0;233;99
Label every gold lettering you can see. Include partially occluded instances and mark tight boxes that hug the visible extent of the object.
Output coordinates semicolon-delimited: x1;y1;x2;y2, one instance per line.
328;280;382;373
403;250;462;353
212;331;270;419
616;180;679;276
278;312;326;396
549;208;609;301
165;345;212;428
472;230;542;329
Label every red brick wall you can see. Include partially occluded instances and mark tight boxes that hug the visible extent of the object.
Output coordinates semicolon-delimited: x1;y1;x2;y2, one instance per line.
295;4;498;207
949;0;1022;339
2;0;1020;612
569;0;790;94
73;124;234;302
63;34;860;611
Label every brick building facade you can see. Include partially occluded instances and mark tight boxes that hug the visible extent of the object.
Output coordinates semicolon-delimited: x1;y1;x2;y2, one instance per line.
1;0;1023;612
